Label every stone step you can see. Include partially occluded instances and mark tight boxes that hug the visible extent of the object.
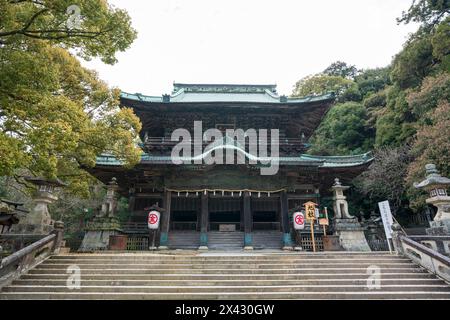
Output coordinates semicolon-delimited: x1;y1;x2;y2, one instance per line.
12;278;445;286
2;291;450;300
35;262;417;270
207;232;244;249
49;253;404;260
20;272;434;280
253;232;282;249
3;251;448;300
42;258;411;265
168;232;201;249
4;284;450;293
28;267;424;275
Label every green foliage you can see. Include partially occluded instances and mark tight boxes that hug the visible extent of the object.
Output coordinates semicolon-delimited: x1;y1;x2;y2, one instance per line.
308;102;373;155
397;0;449;30
406;101;450;209
431;17;450;70
355;67;391;98
391;36;435;89
291;74;358;102
0;0;137;64
354;146;414;214
323;61;360;79
407;73;450;119
0;1;141;196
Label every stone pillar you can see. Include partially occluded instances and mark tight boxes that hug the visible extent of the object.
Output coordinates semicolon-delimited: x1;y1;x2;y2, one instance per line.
331;178;371;251
159;190;172;249
243;191;253;250
51;221;65;254
391;223;406;255
414;164;450;235
199;193;209;250
79;178;122;252
280;191;293;250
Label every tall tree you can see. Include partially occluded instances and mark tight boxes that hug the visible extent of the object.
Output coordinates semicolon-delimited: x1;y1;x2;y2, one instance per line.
308;102;373;156
0;0;141;196
291;74;357;101
354;145;414;215
406;100;450;209
397;0;450;31
323;61;360;80
0;0;137;64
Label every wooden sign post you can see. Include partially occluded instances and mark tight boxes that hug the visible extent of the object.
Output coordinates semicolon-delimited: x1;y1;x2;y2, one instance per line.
304;201;317;252
319;207;329;236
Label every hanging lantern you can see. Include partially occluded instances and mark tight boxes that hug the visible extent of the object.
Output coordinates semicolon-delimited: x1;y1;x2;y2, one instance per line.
268;192;271;197
204;190;207;195
258;192;261;198
185;192;188;197
239;191;242;197
177;192;180;197
231;191;234;197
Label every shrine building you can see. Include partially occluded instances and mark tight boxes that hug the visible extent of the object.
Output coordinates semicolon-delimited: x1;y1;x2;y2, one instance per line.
87;83;373;250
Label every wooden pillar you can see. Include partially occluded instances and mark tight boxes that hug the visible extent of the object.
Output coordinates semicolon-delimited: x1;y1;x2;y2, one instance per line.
159;190;171;249
243;191;253;250
199;193;209;249
280;191;293;249
128;195;136;213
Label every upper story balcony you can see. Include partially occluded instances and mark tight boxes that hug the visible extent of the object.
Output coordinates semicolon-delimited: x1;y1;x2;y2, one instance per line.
142;136;310;157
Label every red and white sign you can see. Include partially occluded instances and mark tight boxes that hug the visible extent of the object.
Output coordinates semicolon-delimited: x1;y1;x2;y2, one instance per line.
147;210;160;229
293;211;305;230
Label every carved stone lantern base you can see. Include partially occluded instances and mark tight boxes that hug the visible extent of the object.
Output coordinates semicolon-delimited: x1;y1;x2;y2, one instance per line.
426;220;450;236
333;218;371;252
78;217;122;252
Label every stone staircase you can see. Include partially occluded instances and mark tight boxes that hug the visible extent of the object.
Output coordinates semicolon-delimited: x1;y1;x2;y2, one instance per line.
208;232;244;250
1;251;450;299
253;231;282;249
168;231;200;249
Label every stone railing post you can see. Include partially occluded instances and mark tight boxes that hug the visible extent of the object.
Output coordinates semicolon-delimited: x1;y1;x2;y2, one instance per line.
391;222;405;255
51;221;64;254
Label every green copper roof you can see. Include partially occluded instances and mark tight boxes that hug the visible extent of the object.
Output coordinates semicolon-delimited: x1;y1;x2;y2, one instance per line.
96;152;373;168
121;83;335;104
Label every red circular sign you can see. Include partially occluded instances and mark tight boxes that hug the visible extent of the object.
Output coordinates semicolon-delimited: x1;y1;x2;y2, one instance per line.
295;214;304;225
148;213;158;225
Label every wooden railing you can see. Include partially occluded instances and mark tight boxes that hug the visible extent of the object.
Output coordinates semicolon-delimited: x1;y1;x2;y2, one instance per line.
171;222;198;231
209;222;241;231
0;221;64;288
252;222;281;231
144;137;308;155
122;222;148;234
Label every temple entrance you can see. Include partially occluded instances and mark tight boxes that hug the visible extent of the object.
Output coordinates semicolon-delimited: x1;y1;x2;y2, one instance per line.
170;197;199;231
209;197;241;231
252;198;281;231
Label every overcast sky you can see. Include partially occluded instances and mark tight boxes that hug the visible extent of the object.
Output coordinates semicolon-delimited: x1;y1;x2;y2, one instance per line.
81;0;418;96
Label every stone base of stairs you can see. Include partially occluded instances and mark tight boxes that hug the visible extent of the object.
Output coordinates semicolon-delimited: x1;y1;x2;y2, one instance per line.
1;251;450;300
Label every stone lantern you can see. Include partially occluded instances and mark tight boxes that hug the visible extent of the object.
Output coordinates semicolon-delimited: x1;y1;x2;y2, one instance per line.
13;177;66;235
331;178;370;251
414;164;450;235
79;177;123;251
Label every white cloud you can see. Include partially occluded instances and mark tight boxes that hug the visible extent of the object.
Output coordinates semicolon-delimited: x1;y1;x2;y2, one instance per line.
81;0;418;96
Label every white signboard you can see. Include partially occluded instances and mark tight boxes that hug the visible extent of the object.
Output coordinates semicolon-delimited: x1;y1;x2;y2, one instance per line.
147;210;160;230
378;200;394;252
293;211;305;230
